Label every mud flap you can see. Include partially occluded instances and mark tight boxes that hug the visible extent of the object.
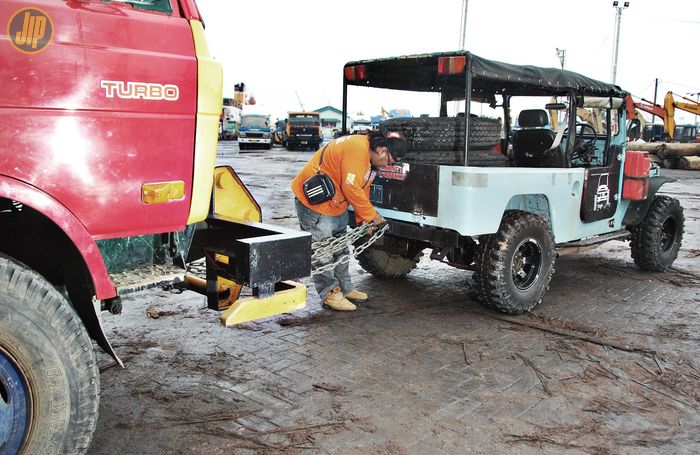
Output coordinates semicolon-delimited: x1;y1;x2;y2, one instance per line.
77;299;124;367
622;176;677;226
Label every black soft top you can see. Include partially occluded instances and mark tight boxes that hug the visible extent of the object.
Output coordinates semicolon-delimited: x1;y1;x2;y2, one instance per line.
344;51;627;99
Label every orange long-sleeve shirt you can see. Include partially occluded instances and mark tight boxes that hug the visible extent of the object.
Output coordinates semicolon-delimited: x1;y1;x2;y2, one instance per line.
291;134;377;222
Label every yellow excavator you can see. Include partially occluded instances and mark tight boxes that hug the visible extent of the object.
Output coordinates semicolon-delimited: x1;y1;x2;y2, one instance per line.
664;91;700;143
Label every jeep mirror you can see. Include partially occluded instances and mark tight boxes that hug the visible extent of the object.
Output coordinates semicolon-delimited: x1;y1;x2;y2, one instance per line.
545;103;567;110
626;118;641;141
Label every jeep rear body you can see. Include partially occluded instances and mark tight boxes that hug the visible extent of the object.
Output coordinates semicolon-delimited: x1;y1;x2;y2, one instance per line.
341;51;657;245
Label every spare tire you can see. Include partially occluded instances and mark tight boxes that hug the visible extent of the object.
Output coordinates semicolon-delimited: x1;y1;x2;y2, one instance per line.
381;116;506;166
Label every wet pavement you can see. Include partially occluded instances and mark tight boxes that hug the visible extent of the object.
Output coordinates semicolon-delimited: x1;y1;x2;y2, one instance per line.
91;141;700;454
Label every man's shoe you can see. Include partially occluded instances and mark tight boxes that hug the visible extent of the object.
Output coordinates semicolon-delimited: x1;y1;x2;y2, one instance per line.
345;290;368;303
323;287;356;311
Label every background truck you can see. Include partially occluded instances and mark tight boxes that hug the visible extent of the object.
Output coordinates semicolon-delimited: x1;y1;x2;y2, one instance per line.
0;1;309;453
220;97;242;140
342;51;684;315
285;111;323;150
239;112;274;150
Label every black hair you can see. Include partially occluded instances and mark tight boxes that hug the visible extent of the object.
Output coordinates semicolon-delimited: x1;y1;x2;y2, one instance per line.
367;130;387;152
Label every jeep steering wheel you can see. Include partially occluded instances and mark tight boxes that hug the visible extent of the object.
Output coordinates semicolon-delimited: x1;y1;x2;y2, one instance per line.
576;123;598;148
564;123;598;163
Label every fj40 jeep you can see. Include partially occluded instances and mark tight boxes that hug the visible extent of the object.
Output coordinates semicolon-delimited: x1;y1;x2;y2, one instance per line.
342;51;684;314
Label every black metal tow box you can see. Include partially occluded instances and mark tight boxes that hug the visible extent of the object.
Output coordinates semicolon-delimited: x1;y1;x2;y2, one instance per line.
187;214;311;293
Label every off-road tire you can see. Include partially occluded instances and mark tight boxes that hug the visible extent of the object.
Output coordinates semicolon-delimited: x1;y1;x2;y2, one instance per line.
381;117;507;166
356;243;423;279
630;195;684;272
0;255;99;454
475;212;556;314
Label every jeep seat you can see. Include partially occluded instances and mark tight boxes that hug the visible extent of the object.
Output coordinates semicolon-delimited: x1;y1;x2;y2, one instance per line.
512;109;562;167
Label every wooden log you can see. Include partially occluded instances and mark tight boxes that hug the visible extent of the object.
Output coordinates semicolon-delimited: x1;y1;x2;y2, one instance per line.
678;156;700;170
657;143;700;159
627;142;667;155
663;158;679;169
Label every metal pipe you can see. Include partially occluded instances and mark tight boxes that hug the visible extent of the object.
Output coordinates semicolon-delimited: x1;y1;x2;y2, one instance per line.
342;74;348;134
460;0;468;50
611;1;629;84
463;53;472;166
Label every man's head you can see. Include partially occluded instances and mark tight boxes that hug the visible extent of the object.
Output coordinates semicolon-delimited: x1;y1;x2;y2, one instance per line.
368;129;407;168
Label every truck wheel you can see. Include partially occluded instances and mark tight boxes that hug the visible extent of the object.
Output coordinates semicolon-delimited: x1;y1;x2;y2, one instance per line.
0;255;99;454
475;212;556;314
356;242;423;279
630;195;684;272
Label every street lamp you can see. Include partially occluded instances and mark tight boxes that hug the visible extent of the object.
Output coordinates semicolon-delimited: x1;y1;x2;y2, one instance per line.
555;48;566;70
611;1;629;84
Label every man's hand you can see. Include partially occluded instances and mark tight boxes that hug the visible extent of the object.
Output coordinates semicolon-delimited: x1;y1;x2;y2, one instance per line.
371;213;386;225
366;213;386;235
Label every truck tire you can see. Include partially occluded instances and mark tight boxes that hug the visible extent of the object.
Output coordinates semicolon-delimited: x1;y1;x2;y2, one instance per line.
356;243;423;279
381;117;506;166
0;255;99;454
630;195;684;272
475;212;556;314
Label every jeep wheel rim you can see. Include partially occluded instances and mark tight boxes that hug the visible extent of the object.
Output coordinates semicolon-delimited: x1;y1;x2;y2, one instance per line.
512;239;543;291
661;216;677;252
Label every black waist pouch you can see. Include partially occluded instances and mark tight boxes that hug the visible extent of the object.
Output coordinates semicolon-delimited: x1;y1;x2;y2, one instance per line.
302;144;335;205
303;173;335;205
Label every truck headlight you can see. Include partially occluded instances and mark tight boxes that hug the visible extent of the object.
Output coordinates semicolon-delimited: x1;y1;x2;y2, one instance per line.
239;132;247;138
263;132;270;138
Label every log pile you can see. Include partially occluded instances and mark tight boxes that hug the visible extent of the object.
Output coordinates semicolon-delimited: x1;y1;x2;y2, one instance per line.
627;142;700;170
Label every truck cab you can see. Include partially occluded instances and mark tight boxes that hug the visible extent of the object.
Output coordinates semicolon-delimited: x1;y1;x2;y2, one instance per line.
0;1;309;452
239;113;273;150
285;111;323;150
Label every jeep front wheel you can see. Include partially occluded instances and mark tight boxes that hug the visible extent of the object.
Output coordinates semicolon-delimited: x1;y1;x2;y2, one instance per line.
475;212;556;314
0;255;99;454
630;195;684;272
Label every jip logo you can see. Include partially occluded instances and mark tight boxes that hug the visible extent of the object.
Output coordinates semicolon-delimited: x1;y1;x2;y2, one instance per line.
8;8;53;54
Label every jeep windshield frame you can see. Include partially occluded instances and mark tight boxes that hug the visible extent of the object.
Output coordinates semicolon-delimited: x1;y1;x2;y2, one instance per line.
341;51;627;166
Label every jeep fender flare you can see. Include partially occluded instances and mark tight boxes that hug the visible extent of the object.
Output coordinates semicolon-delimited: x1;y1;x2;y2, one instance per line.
622;176;677;226
0;176;121;364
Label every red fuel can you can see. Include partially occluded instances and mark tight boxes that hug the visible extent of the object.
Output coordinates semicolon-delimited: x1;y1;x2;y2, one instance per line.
622;150;651;201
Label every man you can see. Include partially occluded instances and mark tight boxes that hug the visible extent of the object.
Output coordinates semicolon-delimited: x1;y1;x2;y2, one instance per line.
291;129;408;311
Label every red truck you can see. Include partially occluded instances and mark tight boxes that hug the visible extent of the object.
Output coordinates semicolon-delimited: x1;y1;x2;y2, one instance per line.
0;1;309;453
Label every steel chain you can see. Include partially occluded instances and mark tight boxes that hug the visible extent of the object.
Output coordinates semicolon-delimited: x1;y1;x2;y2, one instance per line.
311;223;389;275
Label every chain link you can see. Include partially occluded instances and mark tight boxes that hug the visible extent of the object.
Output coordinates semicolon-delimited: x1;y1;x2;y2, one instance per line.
311;223;389;275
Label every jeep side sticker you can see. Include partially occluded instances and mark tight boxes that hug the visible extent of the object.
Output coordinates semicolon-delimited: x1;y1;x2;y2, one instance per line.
593;173;611;211
101;81;180;101
8;7;53;54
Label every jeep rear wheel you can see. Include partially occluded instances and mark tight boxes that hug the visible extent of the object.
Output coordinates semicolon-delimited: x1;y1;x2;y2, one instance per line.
0;255;99;454
475;212;556;314
630;195;684;272
356;241;423;279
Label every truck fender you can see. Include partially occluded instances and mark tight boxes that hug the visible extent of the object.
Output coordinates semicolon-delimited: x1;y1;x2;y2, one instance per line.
0;176;122;365
622;176;677;226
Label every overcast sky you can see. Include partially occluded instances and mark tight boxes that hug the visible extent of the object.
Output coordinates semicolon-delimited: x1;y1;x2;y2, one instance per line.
198;0;700;124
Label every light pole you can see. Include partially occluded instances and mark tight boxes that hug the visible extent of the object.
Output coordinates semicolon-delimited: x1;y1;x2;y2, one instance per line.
611;1;629;84
555;48;566;70
458;0;469;50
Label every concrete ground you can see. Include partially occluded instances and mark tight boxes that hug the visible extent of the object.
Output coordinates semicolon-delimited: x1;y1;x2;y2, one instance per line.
90;141;700;454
